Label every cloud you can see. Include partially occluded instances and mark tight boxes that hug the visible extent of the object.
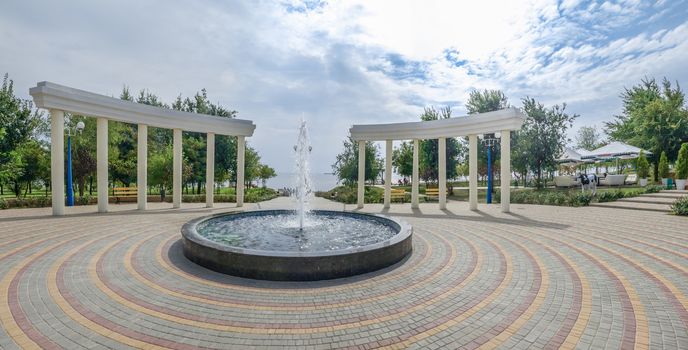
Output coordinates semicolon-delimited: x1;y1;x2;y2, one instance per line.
0;0;686;173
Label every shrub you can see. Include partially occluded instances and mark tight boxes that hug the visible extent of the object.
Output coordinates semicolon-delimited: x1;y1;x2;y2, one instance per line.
569;192;593;207
676;143;688;179
637;150;649;179
315;185;384;204
670;196;688;216
597;190;623;203
0;198;7;209
658;151;670;179
644;185;663;194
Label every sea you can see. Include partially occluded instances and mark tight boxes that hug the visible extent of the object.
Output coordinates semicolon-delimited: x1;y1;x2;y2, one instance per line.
265;172;409;192
266;172;340;192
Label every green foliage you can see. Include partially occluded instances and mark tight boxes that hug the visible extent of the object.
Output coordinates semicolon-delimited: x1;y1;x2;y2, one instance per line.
465;90;508;181
392;141;413;179
419;107;461;183
675;143;688;179
331;136;383;186
636;150;650;178
575;126;602;151
258;165;277;187
670;196;688;216
597;190;624;202
315;186;384;204
519;98;578;188
505;190;592;207
466;89;509;114
605;77;688;176
658;151;670;178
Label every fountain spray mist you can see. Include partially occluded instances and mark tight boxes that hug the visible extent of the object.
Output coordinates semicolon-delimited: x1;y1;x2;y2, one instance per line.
293;118;312;230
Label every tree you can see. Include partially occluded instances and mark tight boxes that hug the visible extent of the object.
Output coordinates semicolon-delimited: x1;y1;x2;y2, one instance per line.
465;89;510;183
466;89;509;114
519;98;577;188
605;77;688;179
392;141;413;180
675;143;688;180
258;164;277;188
148;147;173;195
658;151;669;179
637;150;649;179
575;126;602;151
0;73;47;195
332;136;383;186
419;106;461;183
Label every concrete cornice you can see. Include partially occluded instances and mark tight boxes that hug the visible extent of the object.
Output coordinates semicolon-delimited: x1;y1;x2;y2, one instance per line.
30;81;256;136
350;107;526;141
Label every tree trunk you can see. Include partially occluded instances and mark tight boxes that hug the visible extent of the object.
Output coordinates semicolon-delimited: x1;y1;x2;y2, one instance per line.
13;182;20;197
24;182;29;197
89;176;93;195
196;181;201;195
0;183;3;195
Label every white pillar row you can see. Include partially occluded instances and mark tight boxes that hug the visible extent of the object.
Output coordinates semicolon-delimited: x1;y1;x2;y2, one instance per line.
357;140;365;209
236;135;245;207
384;140;392;208
438;137;447;210
50;109;65;216
96;118;108;213
500;130;511;213
411;139;419;209
469;134;478;211
137;124;147;211
172;128;182;208
206;133;215;208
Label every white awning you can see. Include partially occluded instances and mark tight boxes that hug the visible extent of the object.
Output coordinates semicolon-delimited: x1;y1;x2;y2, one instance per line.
30;82;256;136
582;141;650;160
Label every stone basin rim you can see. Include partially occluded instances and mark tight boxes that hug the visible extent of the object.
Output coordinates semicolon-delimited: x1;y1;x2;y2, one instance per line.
181;209;413;258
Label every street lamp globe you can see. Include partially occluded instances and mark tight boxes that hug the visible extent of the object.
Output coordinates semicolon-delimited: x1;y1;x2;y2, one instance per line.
76;121;85;133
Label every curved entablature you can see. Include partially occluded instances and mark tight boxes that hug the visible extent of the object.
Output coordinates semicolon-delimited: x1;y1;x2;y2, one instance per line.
30;81;256;136
349;107;525;141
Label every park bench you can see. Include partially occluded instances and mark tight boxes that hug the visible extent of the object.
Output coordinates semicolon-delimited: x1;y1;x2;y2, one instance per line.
390;189;408;203
425;187;449;201
113;187;137;203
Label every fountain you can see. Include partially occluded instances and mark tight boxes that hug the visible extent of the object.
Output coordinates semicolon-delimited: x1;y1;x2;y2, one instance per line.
181;120;412;281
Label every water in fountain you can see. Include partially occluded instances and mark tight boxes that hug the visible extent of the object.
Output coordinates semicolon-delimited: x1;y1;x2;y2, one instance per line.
293;118;312;230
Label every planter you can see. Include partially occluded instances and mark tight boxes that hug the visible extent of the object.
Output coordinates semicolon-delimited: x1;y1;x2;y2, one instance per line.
639;178;648;187
677;179;687;190
662;178;669;187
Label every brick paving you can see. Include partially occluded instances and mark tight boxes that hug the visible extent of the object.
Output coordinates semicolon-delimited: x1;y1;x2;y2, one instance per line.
0;197;686;349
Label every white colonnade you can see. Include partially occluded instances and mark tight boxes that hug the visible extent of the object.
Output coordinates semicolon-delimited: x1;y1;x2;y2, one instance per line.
30;82;256;216
349;108;525;212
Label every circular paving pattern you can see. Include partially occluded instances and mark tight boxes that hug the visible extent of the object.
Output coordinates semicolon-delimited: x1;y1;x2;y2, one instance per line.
0;198;687;349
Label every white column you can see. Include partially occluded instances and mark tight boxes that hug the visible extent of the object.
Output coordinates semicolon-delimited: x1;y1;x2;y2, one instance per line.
439;137;447;210
97;118;108;213
173;128;182;208
137;124;147;210
236;136;245;207
500;131;511;213
206;133;215;208
357;140;365;209
469;134;478;211
411;139;419;209
50;110;65;216
384;140;392;208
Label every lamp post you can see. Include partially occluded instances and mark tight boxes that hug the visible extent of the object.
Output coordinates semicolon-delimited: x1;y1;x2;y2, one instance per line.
66;121;85;206
480;133;500;204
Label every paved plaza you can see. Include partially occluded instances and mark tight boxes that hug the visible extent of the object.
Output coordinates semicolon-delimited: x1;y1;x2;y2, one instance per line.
0;197;686;349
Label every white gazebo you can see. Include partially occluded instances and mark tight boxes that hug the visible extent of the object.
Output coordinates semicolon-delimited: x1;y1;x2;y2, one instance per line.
349;108;526;212
30;82;256;216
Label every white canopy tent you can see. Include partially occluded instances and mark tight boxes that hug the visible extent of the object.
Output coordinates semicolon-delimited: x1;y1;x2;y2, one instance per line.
582;141;651;160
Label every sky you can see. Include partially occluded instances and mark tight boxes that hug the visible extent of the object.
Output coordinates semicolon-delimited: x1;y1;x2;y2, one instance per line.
1;0;687;174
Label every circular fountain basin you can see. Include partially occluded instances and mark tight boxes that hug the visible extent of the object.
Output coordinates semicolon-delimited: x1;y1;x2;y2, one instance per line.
181;210;413;281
